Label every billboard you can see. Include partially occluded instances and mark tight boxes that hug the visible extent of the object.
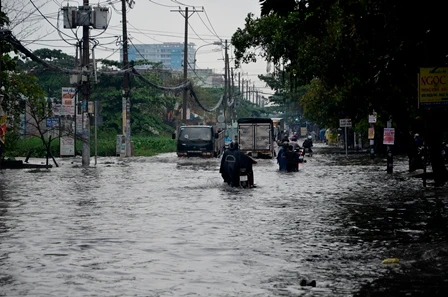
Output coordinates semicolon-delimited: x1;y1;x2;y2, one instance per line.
419;67;448;107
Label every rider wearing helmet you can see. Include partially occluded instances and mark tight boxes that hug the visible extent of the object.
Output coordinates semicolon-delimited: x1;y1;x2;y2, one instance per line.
220;142;256;187
302;135;313;156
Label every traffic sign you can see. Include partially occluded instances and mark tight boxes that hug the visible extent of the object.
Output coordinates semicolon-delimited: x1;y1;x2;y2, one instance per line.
339;118;352;127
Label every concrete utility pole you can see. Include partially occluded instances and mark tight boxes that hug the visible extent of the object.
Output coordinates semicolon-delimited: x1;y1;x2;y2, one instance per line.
81;0;91;166
238;72;241;95
241;78;244;100
121;0;131;157
171;7;203;123
224;39;229;126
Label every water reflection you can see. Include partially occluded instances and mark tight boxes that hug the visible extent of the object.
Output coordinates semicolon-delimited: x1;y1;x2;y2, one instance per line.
0;150;446;296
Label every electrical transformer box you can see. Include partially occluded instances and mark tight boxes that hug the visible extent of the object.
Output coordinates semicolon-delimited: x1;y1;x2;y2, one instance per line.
77;6;92;27
93;7;109;29
61;6;77;28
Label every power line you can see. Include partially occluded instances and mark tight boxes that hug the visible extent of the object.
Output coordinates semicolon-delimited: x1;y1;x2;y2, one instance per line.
127;22;165;43
195;9;220;40
106;26;217;42
147;0;178;8
188;23;208;43
202;7;221;40
107;24;225;40
171;0;194;7
29;0;78;44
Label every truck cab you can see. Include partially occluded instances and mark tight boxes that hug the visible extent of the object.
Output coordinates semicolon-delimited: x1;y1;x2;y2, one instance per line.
173;125;225;157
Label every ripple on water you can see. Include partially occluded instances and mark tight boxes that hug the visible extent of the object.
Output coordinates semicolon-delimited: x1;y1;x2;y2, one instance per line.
0;153;445;296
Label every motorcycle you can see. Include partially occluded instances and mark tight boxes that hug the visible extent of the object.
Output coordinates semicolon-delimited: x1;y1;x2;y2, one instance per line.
239;168;254;188
296;147;306;163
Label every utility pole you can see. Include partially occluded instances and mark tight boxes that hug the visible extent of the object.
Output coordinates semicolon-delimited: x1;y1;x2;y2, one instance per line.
241;78;244;101
81;0;90;166
253;83;256;105
171;7;202;123
121;0;131;157
224;39;229;128
230;66;235;134
238;72;241;95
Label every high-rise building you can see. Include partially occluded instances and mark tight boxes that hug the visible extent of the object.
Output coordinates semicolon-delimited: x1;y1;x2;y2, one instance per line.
121;42;196;70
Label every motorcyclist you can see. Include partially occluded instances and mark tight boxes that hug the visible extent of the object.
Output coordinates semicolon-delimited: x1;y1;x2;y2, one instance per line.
220;142;256;187
285;144;300;172
281;134;289;143
302;135;313;156
277;141;288;171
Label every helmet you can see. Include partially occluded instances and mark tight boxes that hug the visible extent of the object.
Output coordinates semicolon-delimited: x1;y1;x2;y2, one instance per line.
308;135;312;139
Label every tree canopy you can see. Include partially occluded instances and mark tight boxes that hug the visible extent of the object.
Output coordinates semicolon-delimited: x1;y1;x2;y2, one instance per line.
233;0;448;130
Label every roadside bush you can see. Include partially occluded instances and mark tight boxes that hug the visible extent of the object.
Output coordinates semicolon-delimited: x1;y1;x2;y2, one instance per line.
4;135;175;158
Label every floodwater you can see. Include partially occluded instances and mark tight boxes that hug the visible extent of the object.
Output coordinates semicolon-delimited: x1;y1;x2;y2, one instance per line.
1;143;447;297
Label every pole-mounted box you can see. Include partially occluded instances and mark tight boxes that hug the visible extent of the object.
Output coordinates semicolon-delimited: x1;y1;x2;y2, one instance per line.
61;6;77;28
92;7;109;29
77;5;92;27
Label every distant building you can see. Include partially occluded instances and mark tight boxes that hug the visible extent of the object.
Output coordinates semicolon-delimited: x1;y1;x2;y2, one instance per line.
189;68;224;88
121;42;196;70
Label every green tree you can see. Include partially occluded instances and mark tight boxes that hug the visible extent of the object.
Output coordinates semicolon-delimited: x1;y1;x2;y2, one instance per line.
233;0;448;183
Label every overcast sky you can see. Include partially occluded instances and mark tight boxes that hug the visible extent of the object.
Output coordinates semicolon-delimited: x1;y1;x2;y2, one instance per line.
4;0;273;94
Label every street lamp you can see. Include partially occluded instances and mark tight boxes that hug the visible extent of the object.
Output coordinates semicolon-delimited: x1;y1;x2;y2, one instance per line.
193;41;222;70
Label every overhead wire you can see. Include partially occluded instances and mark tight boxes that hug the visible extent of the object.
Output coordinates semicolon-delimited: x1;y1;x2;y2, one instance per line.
127;22;165;43
171;0;193;7
203;8;221;38
100;43;123;60
107;24;223;40
147;0;178;8
195;11;219;40
187;61;211;86
0;28;130;76
128;37;151;65
57;4;81;44
2;28;225;113
29;0;78;43
188;23;208;43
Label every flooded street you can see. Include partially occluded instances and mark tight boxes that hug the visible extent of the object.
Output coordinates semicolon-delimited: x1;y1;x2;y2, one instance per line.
1;143;447;296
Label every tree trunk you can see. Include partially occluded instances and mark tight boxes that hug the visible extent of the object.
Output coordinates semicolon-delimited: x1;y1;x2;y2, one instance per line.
427;110;448;185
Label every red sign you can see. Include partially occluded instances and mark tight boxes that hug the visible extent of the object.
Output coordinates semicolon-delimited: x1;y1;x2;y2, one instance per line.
0;116;6;144
383;128;395;145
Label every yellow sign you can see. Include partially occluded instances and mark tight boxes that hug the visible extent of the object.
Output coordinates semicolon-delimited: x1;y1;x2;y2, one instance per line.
419;67;448;106
368;127;375;140
300;127;307;136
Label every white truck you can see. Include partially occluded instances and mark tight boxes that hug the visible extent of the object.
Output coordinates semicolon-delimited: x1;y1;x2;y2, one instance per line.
237;118;274;158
